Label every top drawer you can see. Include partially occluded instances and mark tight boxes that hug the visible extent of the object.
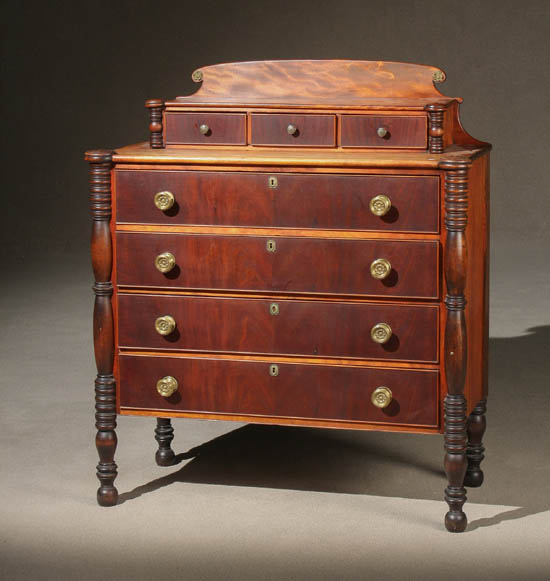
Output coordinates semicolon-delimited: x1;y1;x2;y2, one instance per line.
250;114;336;147
165;112;247;145
341;115;427;148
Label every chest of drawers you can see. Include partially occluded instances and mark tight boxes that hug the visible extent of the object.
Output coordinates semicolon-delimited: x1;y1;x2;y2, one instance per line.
86;60;491;532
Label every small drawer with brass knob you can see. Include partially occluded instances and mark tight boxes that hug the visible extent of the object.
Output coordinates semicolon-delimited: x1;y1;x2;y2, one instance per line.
340;115;428;148
164;112;246;145
250;113;336;147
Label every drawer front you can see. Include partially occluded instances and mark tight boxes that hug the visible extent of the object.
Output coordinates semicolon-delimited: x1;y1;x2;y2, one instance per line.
341;115;427;148
119;355;439;427
164;112;246;145
250;114;336;147
115;170;439;233
118;294;439;362
116;233;439;299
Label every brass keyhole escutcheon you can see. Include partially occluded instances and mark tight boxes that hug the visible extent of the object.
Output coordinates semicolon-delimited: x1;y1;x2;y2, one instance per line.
154;252;176;273
269;364;279;377
269;302;279;316
156;376;179;397
154;191;175;211
268;176;278;189
370;258;392;280
371;386;392;409
266;239;277;253
369;194;391;217
371;322;392;344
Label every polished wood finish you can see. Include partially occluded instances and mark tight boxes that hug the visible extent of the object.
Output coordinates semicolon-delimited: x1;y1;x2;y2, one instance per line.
250;114;336;147
165;112;246;145
115;170;440;233
425;104;446;154
119;354;439;427
145;99;165;148
340;115;427;148
117;294;439;362
116;232;439;298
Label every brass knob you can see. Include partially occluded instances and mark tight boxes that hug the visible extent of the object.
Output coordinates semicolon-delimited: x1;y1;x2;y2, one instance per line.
371;386;393;409
155;315;176;336
154;191;175;211
369;194;392;217
371;322;392;344
154;252;176;273
199;124;210;135
157;376;179;397
370;258;392;280
377;126;388;138
287;124;298;135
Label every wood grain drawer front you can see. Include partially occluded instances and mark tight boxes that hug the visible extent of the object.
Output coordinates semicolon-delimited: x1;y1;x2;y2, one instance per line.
116;233;439;298
164;112;247;145
117;294;439;362
119;355;439;427
115;170;439;233
250;114;336;147
341;115;427;148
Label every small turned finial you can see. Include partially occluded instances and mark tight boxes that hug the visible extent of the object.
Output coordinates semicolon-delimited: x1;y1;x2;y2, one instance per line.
425;103;447;154
145;99;165;148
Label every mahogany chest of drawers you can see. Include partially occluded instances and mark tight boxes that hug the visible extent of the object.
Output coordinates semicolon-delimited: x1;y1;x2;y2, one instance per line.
86;60;491;532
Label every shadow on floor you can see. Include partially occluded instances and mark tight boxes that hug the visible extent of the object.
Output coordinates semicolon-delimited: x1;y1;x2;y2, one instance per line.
119;326;550;529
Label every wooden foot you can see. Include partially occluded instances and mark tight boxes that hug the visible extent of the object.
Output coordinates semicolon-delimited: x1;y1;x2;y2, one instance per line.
464;400;487;487
155;418;175;466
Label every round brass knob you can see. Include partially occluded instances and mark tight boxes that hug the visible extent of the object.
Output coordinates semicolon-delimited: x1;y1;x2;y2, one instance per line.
155;315;176;336
287;124;298;135
377;126;388;138
371;322;392;344
369;194;392;217
154;191;175;211
371;386;393;409
370;258;392;280
199;124;210;135
154;252;176;273
157;376;179;397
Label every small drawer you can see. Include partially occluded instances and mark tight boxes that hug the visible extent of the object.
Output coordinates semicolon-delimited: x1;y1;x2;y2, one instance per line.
117;294;439;363
341;115;427;148
164;112;246;145
116;233;439;299
119;354;439;427
250;114;336;147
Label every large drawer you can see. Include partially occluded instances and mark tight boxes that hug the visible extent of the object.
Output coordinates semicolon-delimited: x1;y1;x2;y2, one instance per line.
115;170;440;234
119;354;439;427
117;294;439;362
116;233;439;299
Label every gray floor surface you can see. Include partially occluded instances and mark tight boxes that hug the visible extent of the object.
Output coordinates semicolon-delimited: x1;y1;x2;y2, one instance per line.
1;238;549;580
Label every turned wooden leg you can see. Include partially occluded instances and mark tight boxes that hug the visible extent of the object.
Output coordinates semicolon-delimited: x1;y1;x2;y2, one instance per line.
464;400;487;487
155;418;175;466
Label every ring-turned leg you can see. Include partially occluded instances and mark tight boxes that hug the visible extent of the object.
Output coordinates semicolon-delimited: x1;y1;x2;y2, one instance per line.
464;400;487;487
155;418;175;466
86;149;118;506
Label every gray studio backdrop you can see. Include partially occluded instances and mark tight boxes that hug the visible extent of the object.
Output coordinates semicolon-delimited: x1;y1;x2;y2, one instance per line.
1;0;549;263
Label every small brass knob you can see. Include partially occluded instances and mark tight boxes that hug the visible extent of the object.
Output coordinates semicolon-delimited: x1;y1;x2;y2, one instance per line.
287;124;298;135
154;191;175;211
377;126;388;138
371;386;393;409
154;252;176;273
157;376;179;397
369;194;392;217
370;258;392;280
371;322;392;344
155;315;176;336
199;124;210;135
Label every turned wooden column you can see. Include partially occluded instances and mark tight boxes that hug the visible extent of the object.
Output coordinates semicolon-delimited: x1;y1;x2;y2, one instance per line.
155;418;175;466
86;149;118;506
425;103;446;154
145;99;165;148
465;399;487;487
440;158;470;532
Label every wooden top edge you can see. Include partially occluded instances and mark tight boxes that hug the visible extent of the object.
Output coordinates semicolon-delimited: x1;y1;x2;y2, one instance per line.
112;142;489;168
173;60;460;106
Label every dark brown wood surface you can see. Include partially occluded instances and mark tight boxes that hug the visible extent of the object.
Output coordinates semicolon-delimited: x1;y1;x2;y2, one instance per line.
250;114;335;147
119;354;439;427
115;170;440;233
116;233;439;299
165;112;246;145
117;294;439;362
340;115;427;148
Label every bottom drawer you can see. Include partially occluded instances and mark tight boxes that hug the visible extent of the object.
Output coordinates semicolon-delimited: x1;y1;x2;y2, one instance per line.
119;355;439;427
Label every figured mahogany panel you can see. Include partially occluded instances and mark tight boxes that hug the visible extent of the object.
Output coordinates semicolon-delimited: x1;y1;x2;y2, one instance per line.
165;112;246;145
341;115;427;148
250;114;336;147
119;354;439;427
116;232;439;298
115;170;439;233
117;294;439;362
